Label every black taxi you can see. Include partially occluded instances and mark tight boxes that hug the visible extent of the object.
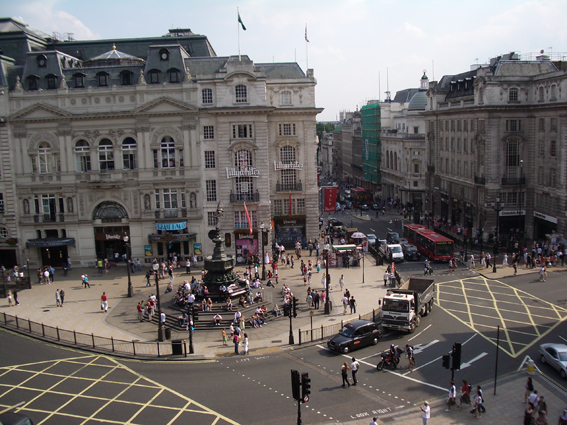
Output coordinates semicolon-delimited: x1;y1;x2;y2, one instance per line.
327;320;383;354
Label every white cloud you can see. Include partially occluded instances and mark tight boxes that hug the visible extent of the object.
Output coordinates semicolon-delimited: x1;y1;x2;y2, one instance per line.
403;22;425;39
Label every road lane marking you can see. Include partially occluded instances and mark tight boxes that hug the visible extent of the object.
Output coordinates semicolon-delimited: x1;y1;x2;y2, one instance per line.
560;336;567;344
459;352;488;370
412;340;439;355
315;345;446;392
408;324;431;341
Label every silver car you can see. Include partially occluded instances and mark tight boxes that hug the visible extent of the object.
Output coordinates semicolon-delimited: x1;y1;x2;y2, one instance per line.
538;343;567;379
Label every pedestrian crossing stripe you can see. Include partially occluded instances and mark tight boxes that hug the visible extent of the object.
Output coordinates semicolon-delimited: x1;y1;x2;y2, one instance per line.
436;277;567;358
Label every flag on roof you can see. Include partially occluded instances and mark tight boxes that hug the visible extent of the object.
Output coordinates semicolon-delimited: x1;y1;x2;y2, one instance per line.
238;11;246;30
305;25;309;42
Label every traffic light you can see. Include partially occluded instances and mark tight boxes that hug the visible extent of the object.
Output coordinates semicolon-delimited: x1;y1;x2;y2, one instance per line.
291;370;300;401
442;354;451;369
301;373;311;403
192;305;199;321
452;343;462;370
292;297;298;318
284;303;290;317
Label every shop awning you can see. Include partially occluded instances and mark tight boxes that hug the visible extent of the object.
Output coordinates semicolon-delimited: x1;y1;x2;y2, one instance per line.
26;238;76;248
332;244;357;252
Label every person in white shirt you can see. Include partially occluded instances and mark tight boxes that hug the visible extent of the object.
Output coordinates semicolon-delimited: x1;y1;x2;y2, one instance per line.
369;417;378;425
350;357;359;385
446;381;456;411
420;401;430;425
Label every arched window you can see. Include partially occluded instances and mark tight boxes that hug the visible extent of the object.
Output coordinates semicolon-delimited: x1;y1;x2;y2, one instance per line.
235;84;247;103
37;142;51;174
235;150;254;195
281;91;292;105
27;76;39;91
202;88;213;104
550;85;557;100
160;136;175;168
98;139;115;171
73;73;85;88
75;140;91;172
279;146;297;190
93;201;128;221
122;137;137;170
149;69;160;84
46;74;57;90
508;87;518;102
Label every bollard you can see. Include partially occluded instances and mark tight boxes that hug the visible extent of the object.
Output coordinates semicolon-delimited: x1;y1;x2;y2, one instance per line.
298;329;302;346
111;336;115;352
527;359;535;375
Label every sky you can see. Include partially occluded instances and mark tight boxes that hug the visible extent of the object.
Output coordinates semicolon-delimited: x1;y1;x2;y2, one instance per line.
4;0;567;121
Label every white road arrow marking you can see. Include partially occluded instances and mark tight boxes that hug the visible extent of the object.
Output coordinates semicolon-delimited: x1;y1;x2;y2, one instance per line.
459;352;488;370
412;340;439;355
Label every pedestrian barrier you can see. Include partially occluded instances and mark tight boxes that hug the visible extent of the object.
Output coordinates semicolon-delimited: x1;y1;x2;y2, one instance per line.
297;309;378;345
1;312;187;358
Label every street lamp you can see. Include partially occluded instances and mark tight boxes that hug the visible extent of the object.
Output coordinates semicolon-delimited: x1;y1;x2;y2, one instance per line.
123;234;133;298
486;198;505;273
152;262;166;342
324;243;331;314
260;221;269;280
26;257;31;289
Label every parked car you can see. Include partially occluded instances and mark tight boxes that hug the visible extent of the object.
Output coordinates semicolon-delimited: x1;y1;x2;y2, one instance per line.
367;234;377;246
0;412;33;425
371;203;379;210
538;343;567;379
361;204;369;211
327;320;383;354
402;243;420;260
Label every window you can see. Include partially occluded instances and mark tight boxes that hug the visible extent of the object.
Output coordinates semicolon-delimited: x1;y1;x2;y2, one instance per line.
97;73;108;87
279;146;297;189
451;160;455;175
464;162;468;178
471;140;475;153
296;199;306;214
46;75;57;90
551;118;557;132
464;120;468;132
207;211;217;226
506;120;521;132
508;87;519;102
538;167;544;184
27;76;38;91
73;74;84;88
0;227;6;238
538;86;544;102
37;142;51;174
445;121;449;131
539;118;545;132
278;123;296;136
471;119;475;132
206;180;217;202
75;140;91;172
98;139;115;171
273;199;283;215
37;54;47;68
479;120;485;133
169;69;179;83
550;140;556;157
281;91;292;105
159;48;169;61
121;71;132;86
414;163;419;173
0;194;3;213
550;169;556;187
457;120;461;131
505;141;520;179
235;210;257;229
445;138;448;151
235;150;254;194
122;137;137;170
202;88;213;104
538;140;544;156
463;139;468;153
34;194;57;220
413;126;419;134
163;189;178;209
204;151;216;169
232;124;253;139
457;160;461;176
550;85;557;100
451;138;455;151
457;139;461;152
413;181;418;187
203;126;214;139
451;120;455;131
507;192;517;206
235;85;247;103
149;70;160;84
157;137;175;168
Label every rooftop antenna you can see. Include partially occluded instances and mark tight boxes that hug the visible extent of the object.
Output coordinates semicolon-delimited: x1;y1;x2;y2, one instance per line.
432;60;435;81
378;71;381;102
548;47;553;58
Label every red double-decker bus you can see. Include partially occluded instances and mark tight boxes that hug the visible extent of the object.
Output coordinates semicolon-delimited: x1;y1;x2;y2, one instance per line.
402;223;454;261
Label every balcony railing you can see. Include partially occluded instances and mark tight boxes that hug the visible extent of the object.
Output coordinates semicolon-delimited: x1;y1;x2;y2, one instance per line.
502;176;526;185
474;175;486;185
34;214;64;223
230;192;260;204
276;183;303;192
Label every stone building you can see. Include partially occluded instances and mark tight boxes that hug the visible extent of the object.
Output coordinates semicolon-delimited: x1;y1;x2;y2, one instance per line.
424;52;566;243
0;18;321;268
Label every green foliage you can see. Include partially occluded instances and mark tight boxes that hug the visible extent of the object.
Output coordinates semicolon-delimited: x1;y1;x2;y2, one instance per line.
317;123;336;140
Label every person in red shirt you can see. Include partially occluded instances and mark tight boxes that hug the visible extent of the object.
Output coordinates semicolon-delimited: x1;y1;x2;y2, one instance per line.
137;301;144;322
101;292;108;313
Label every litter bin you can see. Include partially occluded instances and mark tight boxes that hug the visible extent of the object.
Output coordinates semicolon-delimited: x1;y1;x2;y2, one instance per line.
527;359;535;375
165;328;172;340
377;256;383;266
171;339;183;356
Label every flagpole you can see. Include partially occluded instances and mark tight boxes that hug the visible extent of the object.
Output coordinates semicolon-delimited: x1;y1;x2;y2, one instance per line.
238;7;241;61
305;23;308;71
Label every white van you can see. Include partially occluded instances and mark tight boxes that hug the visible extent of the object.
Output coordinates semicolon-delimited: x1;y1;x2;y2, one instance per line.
386;244;404;263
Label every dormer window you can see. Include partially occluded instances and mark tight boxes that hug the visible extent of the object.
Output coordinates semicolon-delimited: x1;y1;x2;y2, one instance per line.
508;87;519;102
159;48;169;61
97;72;109;87
120;71;132;86
46;75;57;90
235;84;247;103
149;70;160;84
281;91;292;105
37;54;47;68
27;76;39;91
168;69;179;83
73;73;85;88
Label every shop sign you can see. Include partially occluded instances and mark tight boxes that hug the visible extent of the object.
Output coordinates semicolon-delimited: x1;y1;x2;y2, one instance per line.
534;211;558;224
26;238;76;248
283;220;297;224
274;161;303;170
226;167;260;178
236;233;256;240
499;210;525;217
105;234;122;240
156;222;187;231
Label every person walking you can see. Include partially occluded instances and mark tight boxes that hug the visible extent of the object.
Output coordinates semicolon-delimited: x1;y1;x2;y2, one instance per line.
420;401;430;425
369;416;378;425
470;253;475;268
446;381;456;411
101;292;108;312
350;357;359;385
242;333;249;355
222;329;228;346
474;388;483;419
82;273;90;288
558;409;567;425
55;289;61;307
7;290;14;307
536;395;547;425
524;377;534;403
13;289;19;306
539;265;546;281
339;275;344;292
137;301;144;322
341;294;349;314
233;332;240;355
341;362;351;388
349;296;357;314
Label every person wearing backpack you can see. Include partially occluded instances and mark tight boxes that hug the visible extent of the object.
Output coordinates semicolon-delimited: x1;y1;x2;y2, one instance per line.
458;380;471;408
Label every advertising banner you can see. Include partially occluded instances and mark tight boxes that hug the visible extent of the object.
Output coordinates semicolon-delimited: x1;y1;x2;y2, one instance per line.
323;187;338;213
